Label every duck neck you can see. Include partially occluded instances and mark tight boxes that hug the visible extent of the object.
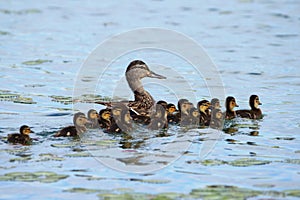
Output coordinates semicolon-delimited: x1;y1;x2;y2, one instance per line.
127;77;144;94
75;125;87;134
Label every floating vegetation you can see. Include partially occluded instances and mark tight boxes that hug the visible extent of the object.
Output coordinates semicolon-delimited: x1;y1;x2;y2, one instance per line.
50;94;112;105
65;152;91;157
0;9;41;15
190;158;271;167
0;171;68;183
64;187;108;194
13;97;36;104
0;31;11;35
38;153;65;162
50;95;73;105
283;159;300;165
190;185;262;200
22;59;52;65
0;90;36;104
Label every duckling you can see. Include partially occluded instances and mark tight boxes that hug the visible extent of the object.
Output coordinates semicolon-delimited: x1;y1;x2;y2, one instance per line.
86;109;99;129
55;112;89;137
98;108;112;129
197;100;211;126
224;96;239;120
96;60;166;116
148;104;168;130
210;108;224;130
166;103;177;123
210;98;221;110
236;95;263;119
174;98;190;124
7;125;34;145
181;107;200;126
156;100;168;109
107;104;133;134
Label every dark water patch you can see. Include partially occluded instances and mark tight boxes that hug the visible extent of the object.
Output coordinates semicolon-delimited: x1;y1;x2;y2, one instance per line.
272;13;290;19
283;159;300;165
0;171;68;183
275;34;298;38
22;59;52;66
45;112;72;117
180;6;192;11
24;84;46;88
269;43;282;47
247;72;263;76
274;137;295;140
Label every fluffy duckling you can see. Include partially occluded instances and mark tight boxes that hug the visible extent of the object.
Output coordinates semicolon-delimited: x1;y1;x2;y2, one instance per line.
211;98;221;110
236;95;263;119
224;96;239;120
181;107;200;126
107;104;133;134
210;108;224;130
197;100;211;126
86;109;99;129
7;125;34;145
55;112;89;137
174;98;190;124
98;108;112;129
148;104;168;130
156;100;168;109
166;103;177;123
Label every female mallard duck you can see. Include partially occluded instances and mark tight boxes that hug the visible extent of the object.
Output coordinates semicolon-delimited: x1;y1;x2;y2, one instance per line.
96;60;166;117
197;100;211;126
86;109;99;129
98;108;112;129
224;96;239;120
210;108;224;130
236;95;263;119
148;104;168;130
7;125;34;145
107;104;133;134
55;112;90;137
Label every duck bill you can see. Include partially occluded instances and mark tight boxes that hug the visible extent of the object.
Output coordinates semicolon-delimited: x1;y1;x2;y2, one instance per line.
30;130;34;133
259;102;262;105
148;71;166;79
235;104;239;107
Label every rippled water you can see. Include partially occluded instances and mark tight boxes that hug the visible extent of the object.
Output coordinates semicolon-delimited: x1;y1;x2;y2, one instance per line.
1;0;300;199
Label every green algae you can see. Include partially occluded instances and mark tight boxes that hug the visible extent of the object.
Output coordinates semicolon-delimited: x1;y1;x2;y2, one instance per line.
0;171;68;183
229;158;271;167
22;59;52;65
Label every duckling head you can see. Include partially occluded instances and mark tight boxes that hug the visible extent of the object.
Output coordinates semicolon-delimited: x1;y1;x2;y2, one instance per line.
99;108;111;121
167;103;177;114
73;112;89;127
125;60;166;92
211;98;221;109
156;100;168;109
249;95;262;110
20;125;34;135
197;100;211;113
87;109;99;120
225;96;239;112
177;99;189;114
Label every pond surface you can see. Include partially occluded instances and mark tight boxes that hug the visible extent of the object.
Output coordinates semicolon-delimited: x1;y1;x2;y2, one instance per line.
1;0;300;199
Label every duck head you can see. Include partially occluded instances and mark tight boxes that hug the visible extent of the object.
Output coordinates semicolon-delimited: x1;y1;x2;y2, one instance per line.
190;107;200;118
177;99;189;115
225;96;239;112
126;60;166;92
249;95;262;110
87;109;99;120
99;108;111;121
73;112;89;128
197;100;211;113
212;108;223;120
167;103;177;114
20;125;34;135
211;98;221;109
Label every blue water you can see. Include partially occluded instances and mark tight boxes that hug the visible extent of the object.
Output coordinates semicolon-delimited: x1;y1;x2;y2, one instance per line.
1;0;300;199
